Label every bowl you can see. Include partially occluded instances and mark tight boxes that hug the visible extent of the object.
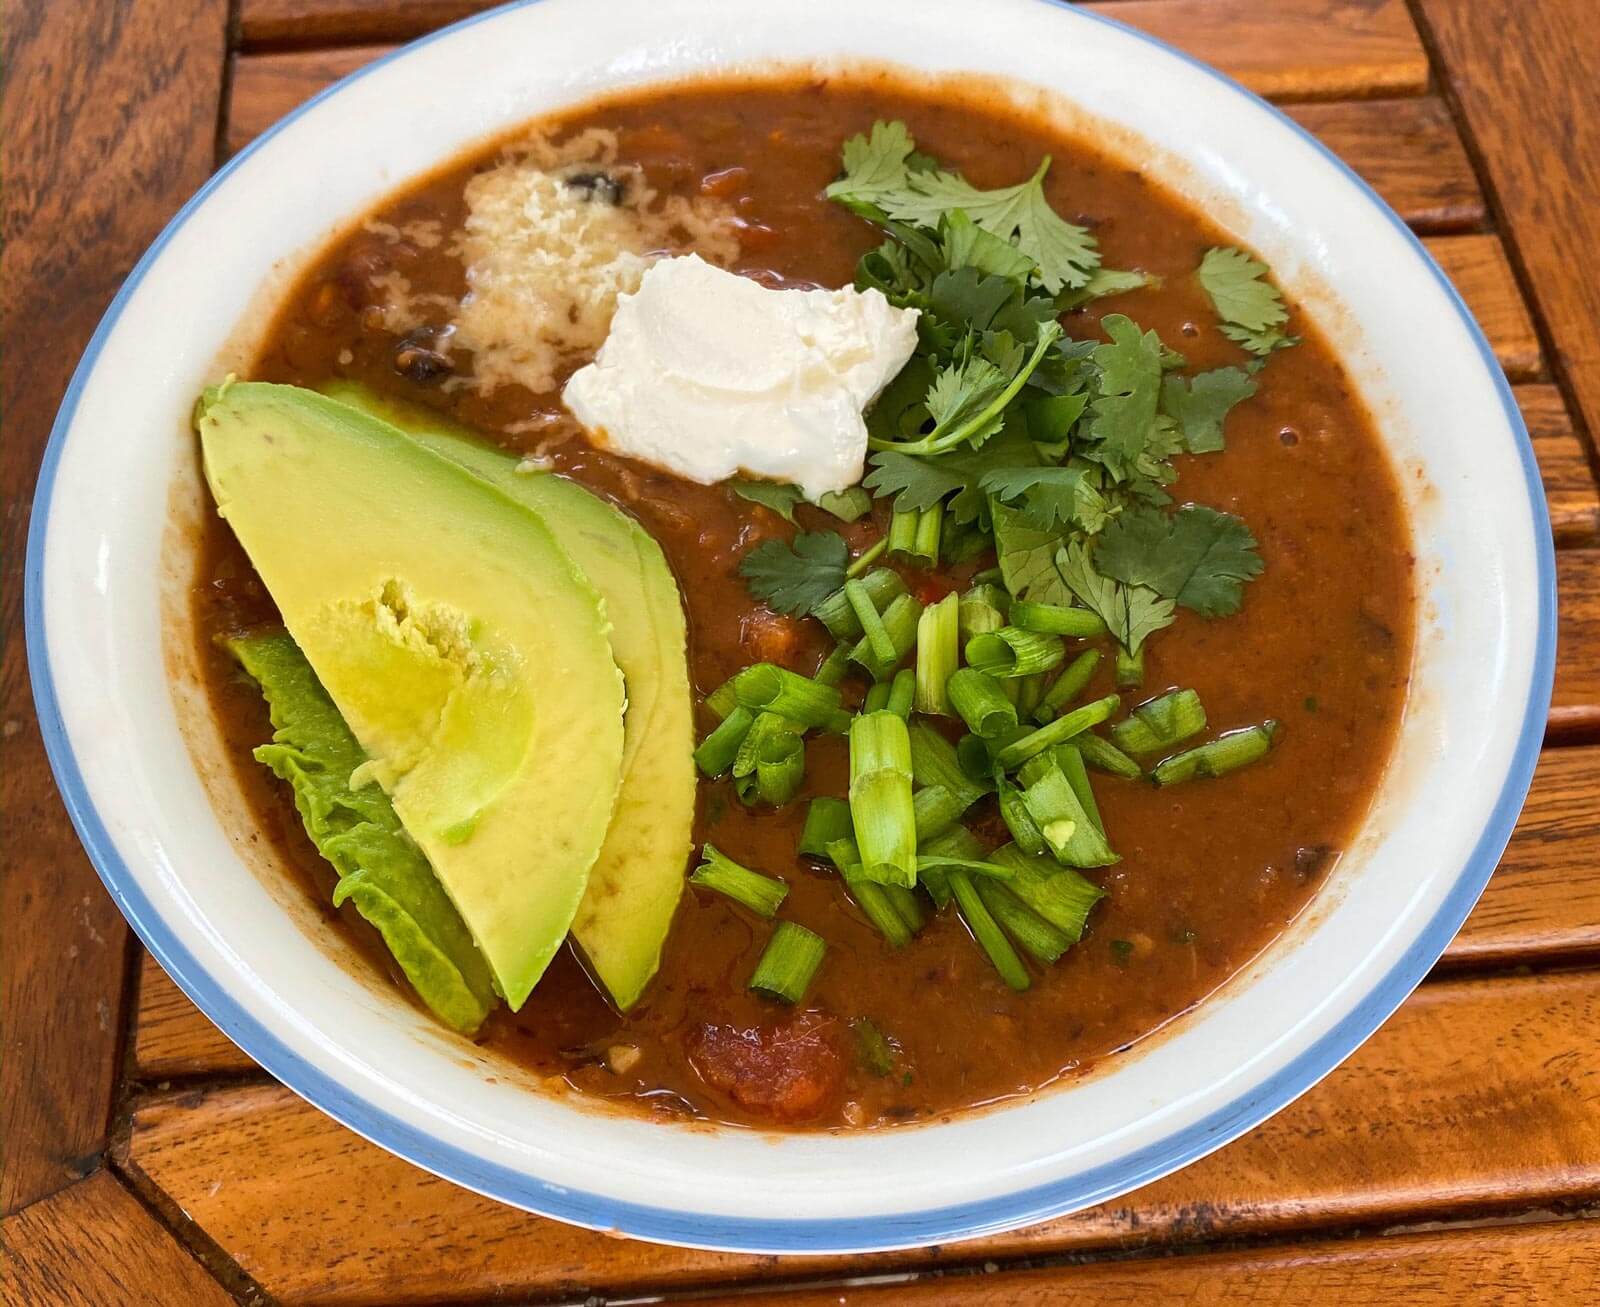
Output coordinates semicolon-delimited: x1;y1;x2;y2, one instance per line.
25;0;1554;1253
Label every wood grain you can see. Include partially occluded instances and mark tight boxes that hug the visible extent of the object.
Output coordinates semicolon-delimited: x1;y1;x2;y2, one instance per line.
235;0;1429;101
0;1170;235;1307
135;953;257;1079
689;1217;1600;1306
1553;551;1600;739
123;970;1600;1305
0;0;230;1216
1521;384;1600;547
1424;234;1543;380
1417;0;1600;470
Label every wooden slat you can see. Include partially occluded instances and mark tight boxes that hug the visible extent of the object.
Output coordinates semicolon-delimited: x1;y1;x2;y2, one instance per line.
0;1170;235;1307
0;0;230;1216
690;1218;1600;1306
1418;0;1600;474
235;1;1429;101
123;970;1600;1305
1449;745;1600;966
135;953;256;1079
1283;98;1484;232
1553;550;1600;738
1521;384;1600;547
1424;234;1543;380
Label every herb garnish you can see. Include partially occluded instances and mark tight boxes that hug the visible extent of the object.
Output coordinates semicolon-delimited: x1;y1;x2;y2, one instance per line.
739;530;849;615
1197;246;1300;357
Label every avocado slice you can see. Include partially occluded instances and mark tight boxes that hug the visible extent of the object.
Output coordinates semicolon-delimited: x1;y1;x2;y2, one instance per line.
321;383;695;1011
197;382;625;1009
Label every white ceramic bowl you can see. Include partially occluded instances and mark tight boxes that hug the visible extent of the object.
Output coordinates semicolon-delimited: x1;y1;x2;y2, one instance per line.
26;0;1554;1253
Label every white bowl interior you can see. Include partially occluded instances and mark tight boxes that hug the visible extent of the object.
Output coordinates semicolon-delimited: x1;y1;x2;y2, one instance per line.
31;0;1548;1251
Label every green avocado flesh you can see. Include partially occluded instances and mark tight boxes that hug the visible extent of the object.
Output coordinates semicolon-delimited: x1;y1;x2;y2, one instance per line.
227;631;496;1033
198;382;625;1009
320;382;696;1011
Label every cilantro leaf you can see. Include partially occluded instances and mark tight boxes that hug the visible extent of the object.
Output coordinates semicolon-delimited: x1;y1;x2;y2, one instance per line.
730;480;805;523
940;421;1036;524
738;531;849;616
980;463;1110;533
940;209;1036;283
1160;367;1258;454
926;353;1011;446
1095;505;1264;617
826;121;917;209
1059;266;1160;310
991;500;1074;606
1056;539;1175;655
1197;246;1298;357
864;451;965;512
1081;313;1164;481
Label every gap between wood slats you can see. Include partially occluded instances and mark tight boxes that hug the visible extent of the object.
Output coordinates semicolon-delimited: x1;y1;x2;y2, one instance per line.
118;969;1600;1305
233;0;1429;109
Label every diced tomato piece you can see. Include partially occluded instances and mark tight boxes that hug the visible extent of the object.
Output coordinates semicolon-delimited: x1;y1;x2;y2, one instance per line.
910;572;959;605
689;1013;845;1123
740;609;803;664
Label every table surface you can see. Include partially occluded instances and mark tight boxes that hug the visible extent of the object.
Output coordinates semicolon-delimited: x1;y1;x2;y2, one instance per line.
4;1;1600;1303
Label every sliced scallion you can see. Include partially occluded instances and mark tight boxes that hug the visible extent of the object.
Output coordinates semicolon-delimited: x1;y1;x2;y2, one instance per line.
1110;688;1208;757
847;577;898;666
917;854;1014;880
947;667;1018;739
1015;672;1047;721
914;593;960;716
694;705;755;777
996;771;1047;856
827;837;914;948
798;797;853;858
690;844;789;918
704;676;739;720
1035;649;1101;723
913;505;942;564
918;825;986;908
848;711;918;887
1075;731;1144;779
907;721;990;812
950;868;1030;991
863;680;891;713
886;667;916;719
912;784;963;844
813;642;853;688
845;536;889;579
1010;600;1108;639
1054;744;1103;833
734;663;848;731
882;882;927;933
852;1017;896;1076
994;693;1121;770
748;922;826;1003
1152;721;1280;785
850;592;923;680
955;732;995;786
813;566;904;639
819;485;873;523
958;583;1009;644
731;713;805;806
1115;645;1145;689
1017;757;1117;867
965;627;1066;679
974;876;1073;963
988;843;1106;942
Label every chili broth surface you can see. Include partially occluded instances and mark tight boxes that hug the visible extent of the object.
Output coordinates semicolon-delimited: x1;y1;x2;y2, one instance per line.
193;74;1415;1130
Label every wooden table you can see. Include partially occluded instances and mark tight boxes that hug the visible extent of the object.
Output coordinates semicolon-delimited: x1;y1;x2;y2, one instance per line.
4;1;1600;1302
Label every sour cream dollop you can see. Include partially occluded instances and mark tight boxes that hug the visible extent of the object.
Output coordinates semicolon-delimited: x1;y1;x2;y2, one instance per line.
562;254;919;500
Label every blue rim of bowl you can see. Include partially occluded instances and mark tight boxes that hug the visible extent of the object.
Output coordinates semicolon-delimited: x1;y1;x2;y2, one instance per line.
25;0;1556;1255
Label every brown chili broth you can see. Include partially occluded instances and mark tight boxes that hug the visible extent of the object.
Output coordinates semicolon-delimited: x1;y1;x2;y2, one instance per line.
194;75;1415;1129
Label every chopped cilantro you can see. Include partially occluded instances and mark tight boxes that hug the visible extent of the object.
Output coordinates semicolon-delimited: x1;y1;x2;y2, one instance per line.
1095;505;1264;617
980;463;1110;533
1197;246;1299;357
1082;314;1165;482
1057;539;1175;655
1160;367;1258;454
730;481;805;523
992;500;1075;607
863;451;965;513
738;531;849;616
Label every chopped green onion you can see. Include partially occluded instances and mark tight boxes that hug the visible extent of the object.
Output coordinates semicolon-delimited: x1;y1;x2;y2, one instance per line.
996;771;1046;856
798;797;853;858
958;583;1009;644
956;732;995;786
690;844;789;917
1152;721;1281;786
704;676;739;719
916;854;1014;880
828;838;914;947
1054;745;1103;834
848;711;918;886
887;507;918;559
863;681;891;713
852;1017;896;1076
819;485;873;523
1015;672;1047;721
734;663;848;731
987;843;1106;941
913;505;942;564
886;668;916;719
694;705;755;777
912;784;964;844
947;667;1018;739
918;826;986;908
950;868;1030;990
1017;757;1117;867
994;693;1121;770
1111;688;1208;755
845;536;889;579
883;882;927;933
813;643;853;688
1075;731;1144;779
965;627;1066;679
1115;645;1144;689
813;567;904;639
1035;649;1102;723
748;921;826;1003
914;593;960;716
974;876;1073;963
732;713;805;806
850;592;922;680
907;721;990;811
847;578;898;666
1010;601;1108;638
